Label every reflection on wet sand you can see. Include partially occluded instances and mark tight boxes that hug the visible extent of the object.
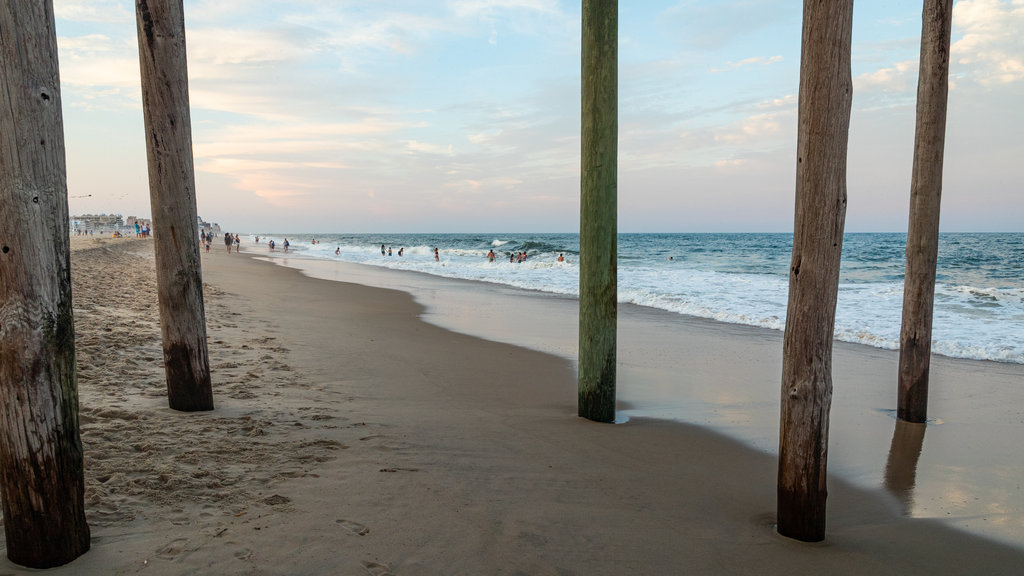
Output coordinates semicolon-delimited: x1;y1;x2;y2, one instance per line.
884;420;927;515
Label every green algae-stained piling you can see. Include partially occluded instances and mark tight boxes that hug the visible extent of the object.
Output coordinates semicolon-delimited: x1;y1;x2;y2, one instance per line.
0;0;91;567
777;0;853;543
135;0;214;412
579;0;618;423
899;0;954;424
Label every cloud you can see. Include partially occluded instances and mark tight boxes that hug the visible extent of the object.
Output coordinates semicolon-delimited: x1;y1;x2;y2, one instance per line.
711;55;783;73
54;0;133;23
757;93;795;109
56;32;141;110
854;59;918;94
57;34;140;88
715;112;785;143
714;158;749;169
952;0;1024;85
448;0;571;46
404;140;454;155
662;0;790;51
185;26;324;66
449;0;562;16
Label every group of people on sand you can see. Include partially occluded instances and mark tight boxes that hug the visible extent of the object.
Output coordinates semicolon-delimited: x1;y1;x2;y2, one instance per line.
198;230;237;253
222;232;240;253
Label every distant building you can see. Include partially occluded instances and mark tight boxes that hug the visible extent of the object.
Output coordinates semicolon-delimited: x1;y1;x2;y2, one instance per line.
197;216;222;236
70;213;124;234
125;216;152;231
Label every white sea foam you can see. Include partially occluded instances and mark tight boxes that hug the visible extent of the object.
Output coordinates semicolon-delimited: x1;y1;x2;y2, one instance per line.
251;233;1024;365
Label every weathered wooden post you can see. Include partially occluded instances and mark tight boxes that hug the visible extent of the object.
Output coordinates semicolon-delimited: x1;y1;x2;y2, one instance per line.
136;0;214;411
898;0;953;424
578;0;618;423
777;0;853;542
0;0;91;567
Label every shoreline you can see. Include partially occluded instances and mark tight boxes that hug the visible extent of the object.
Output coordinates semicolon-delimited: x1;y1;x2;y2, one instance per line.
2;237;1020;574
253;247;1024;548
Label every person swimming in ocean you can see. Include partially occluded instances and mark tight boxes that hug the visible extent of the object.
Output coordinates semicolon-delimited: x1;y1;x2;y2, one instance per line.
488;249;495;262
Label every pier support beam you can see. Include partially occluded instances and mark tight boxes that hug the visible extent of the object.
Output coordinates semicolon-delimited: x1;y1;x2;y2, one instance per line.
135;0;214;411
898;0;953;424
777;0;853;542
0;0;91;566
578;0;618;423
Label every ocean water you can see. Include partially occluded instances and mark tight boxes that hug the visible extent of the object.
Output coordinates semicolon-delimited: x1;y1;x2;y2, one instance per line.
247;232;1024;365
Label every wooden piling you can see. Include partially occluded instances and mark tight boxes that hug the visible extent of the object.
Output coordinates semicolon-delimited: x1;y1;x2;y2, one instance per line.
578;0;618;423
898;0;953;424
135;0;214;411
0;0;91;566
777;0;854;542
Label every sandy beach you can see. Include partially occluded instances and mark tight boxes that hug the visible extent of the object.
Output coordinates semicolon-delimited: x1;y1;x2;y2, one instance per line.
2;236;1022;575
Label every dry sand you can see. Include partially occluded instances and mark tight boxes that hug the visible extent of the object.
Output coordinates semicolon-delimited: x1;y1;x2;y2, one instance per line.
1;236;1022;575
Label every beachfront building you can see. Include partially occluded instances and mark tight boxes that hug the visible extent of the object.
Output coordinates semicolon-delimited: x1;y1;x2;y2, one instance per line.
70;213;125;235
125;215;152;232
198;215;222;237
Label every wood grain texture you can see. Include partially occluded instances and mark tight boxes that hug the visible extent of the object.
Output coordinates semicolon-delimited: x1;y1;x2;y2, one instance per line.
777;0;854;542
135;0;213;411
0;0;91;566
578;0;618;423
898;0;953;424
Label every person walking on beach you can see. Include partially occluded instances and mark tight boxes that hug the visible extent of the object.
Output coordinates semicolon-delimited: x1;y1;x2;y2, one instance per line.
234;234;240;253
224;232;232;253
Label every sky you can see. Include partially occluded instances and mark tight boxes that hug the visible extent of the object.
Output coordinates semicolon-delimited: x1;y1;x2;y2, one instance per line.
53;0;1023;233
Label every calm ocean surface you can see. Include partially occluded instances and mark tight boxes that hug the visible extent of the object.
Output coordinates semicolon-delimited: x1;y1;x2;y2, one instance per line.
247;232;1024;365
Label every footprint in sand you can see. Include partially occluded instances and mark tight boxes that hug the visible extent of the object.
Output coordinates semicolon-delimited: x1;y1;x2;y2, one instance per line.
155;538;189;560
361;561;394;576
337;519;370;536
261;494;291;506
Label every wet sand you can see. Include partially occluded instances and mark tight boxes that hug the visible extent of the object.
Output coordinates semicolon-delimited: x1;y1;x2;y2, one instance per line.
2;237;1021;574
277;251;1024;548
